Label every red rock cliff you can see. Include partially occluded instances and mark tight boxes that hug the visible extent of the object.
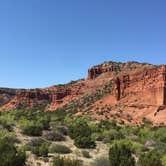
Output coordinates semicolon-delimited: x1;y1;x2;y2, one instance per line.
87;62;123;79
114;65;166;106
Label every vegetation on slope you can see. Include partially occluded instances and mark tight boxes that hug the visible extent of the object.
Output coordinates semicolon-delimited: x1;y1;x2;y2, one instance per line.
0;109;166;165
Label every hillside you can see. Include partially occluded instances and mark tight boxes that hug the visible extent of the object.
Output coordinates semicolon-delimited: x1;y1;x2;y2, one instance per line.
0;61;166;125
1;61;166;166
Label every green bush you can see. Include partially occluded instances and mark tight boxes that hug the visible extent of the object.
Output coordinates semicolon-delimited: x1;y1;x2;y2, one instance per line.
102;129;124;142
154;127;166;143
43;131;65;141
131;141;144;155
68;119;91;139
68;118;96;148
0;137;26;166
38;142;49;157
0;126;20;144
38;115;50;130
0;114;14;131
142;117;152;127
91;132;104;141
138;150;163;166
109;142;135;166
82;150;91;158
20;120;43;136
120;125;139;138
49;144;72;154
98;120;117;130
161;154;166;166
55;125;68;135
52;156;82;166
27;138;46;147
25;138;49;157
31;142;49;157
137;127;154;144
74;136;96;149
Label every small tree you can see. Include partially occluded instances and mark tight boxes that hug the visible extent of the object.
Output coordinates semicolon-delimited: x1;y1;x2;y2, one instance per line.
109;142;135;166
68;119;96;149
138;150;162;166
20;120;43;136
74;136;96;149
0;138;26;166
68;119;91;139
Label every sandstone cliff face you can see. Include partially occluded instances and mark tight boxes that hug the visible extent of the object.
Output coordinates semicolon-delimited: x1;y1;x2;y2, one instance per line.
0;81;87;111
87;62;123;79
87;61;153;80
0;89;51;110
114;65;166;106
85;63;166;126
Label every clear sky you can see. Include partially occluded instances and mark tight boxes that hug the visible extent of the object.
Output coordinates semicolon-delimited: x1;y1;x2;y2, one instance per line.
0;0;166;88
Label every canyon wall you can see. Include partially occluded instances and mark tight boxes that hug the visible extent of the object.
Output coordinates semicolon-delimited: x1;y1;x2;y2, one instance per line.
114;65;166;106
0;61;164;111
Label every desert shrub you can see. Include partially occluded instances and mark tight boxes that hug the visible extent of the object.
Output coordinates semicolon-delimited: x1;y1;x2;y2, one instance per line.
68;118;96;148
127;114;132;122
55;125;68;135
49;109;67;122
91;133;104;141
109;142;135;166
154;127;166;143
102;129;124;142
120;125;139;137
31;142;49;157
0;114;14;131
153;142;166;156
0;126;20;143
0;137;26;166
7;134;21;144
98;120;117;130
38;115;50;130
74;136;96;149
43;131;65;141
161;154;166;166
142;117;152;127
52;156;82;166
113;139;143;156
82;150;91;158
27;138;46;147
20;120;43;136
131;141;144;155
49;144;71;154
37;142;49;157
68;119;91;139
138;150;163;166
50;121;68;135
89;122;101;133
91;157;110;166
137;127;154;144
25;138;49;157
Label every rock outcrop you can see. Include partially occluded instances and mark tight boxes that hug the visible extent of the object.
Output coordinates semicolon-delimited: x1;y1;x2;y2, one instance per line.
0;88;17;105
87;62;123;79
114;65;166;106
0;89;51;110
0;81;87;111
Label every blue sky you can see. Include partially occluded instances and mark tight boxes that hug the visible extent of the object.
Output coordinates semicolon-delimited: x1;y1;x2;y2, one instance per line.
0;0;166;88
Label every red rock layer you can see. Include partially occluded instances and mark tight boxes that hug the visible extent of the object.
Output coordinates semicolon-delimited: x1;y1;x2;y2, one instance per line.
114;65;166;106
